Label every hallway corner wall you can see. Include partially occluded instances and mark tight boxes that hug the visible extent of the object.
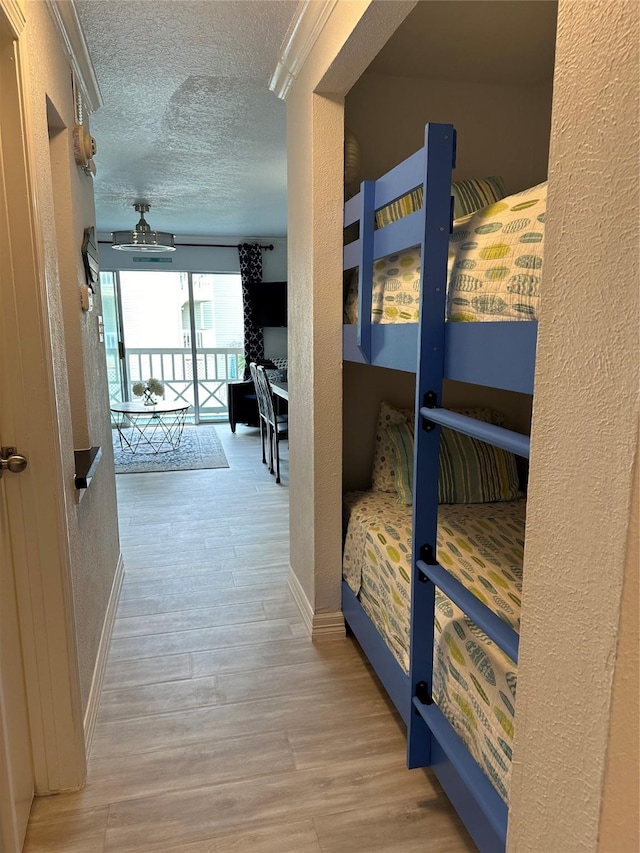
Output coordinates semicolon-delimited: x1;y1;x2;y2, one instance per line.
24;1;120;718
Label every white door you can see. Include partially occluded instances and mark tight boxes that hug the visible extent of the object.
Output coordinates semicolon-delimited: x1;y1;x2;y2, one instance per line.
0;0;86;823
0;469;34;852
0;9;36;848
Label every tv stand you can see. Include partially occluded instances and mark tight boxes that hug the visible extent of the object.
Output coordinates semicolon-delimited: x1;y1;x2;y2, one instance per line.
227;380;259;432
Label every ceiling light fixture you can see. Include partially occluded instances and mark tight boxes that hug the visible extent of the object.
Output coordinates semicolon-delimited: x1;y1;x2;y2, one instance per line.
111;203;176;252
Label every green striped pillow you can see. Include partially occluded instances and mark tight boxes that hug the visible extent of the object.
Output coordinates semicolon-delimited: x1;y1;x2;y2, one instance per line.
374;176;506;229
386;421;415;505
375;188;423;228
451;176;507;219
438;428;522;504
386;417;522;505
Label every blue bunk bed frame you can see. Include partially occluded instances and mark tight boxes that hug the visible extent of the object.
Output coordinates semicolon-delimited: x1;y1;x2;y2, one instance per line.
342;123;535;852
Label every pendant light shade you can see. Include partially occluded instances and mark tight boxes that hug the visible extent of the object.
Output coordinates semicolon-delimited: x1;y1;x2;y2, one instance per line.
112;203;176;252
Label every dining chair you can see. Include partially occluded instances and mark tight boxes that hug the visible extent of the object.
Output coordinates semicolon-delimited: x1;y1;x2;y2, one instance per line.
249;362;269;466
256;365;288;484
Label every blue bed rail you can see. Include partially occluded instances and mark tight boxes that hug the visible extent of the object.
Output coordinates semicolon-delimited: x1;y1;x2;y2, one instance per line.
344;125;455;366
342;581;411;725
342;123;538;395
343;321;538;393
414;698;509;850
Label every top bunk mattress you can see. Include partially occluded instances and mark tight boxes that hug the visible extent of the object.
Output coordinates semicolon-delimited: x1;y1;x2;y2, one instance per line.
344;182;546;325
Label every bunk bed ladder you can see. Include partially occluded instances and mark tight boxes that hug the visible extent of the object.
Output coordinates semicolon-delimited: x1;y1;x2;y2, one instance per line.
407;124;531;853
407;120;457;766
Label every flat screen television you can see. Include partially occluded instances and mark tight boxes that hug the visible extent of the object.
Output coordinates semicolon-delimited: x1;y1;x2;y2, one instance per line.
248;280;287;327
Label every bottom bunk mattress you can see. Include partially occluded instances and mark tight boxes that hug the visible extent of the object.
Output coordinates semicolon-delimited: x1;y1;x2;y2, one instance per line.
342;491;525;802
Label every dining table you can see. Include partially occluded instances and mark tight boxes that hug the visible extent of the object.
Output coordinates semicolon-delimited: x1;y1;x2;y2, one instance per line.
270;381;288;402
270;381;288;419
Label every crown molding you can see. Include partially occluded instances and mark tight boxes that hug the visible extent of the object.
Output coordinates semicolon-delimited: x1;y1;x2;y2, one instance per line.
1;0;26;37
45;0;102;113
268;0;339;101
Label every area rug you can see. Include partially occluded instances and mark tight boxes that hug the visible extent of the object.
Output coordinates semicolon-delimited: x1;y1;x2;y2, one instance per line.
112;425;229;474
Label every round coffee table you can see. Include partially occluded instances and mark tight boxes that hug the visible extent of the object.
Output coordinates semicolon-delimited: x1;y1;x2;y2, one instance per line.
110;401;190;454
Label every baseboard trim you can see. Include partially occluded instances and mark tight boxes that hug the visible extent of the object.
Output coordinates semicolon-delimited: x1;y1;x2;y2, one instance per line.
287;566;313;636
287;566;345;641
84;553;124;755
312;608;345;640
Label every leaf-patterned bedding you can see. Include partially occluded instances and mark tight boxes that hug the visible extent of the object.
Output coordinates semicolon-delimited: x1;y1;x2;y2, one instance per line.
342;490;525;803
344;182;546;324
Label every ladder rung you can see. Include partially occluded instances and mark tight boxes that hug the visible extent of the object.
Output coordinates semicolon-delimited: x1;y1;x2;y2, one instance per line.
420;407;530;458
416;558;519;663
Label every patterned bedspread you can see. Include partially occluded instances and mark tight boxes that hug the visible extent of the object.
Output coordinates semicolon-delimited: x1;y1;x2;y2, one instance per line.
344;182;546;324
343;491;525;802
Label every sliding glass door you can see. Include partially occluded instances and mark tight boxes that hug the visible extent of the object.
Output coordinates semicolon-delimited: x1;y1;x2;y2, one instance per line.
119;271;195;412
189;273;245;419
100;270;244;422
101;271;125;404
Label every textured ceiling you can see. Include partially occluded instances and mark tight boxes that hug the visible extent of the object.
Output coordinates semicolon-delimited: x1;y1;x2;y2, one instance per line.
75;0;298;239
78;1;557;241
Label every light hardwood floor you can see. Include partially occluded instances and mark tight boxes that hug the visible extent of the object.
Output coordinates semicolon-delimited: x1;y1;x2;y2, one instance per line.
24;426;474;852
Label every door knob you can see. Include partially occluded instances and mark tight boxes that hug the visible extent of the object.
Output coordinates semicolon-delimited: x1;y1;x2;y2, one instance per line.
0;446;28;477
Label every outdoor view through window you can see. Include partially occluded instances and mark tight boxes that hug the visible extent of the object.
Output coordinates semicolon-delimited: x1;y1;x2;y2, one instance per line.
101;271;244;422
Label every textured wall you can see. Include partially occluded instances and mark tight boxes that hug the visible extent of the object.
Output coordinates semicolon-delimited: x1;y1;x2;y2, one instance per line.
287;86;343;609
346;74;553;195
342;362;417;492
286;0;420;615
597;440;639;849
508;1;639;849
25;2;121;715
286;0;416;614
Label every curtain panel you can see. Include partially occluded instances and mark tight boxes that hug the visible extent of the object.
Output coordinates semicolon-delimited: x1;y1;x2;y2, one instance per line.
238;242;264;379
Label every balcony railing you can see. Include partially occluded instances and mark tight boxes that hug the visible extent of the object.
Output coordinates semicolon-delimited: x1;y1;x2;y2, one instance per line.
107;347;245;420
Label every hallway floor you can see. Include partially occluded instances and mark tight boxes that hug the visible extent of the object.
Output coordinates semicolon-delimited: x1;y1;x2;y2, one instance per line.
23;426;473;852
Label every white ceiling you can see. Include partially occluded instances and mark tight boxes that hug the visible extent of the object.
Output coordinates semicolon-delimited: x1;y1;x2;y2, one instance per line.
75;0;298;239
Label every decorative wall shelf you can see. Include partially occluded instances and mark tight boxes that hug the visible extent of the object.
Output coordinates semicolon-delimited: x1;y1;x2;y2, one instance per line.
74;446;102;490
